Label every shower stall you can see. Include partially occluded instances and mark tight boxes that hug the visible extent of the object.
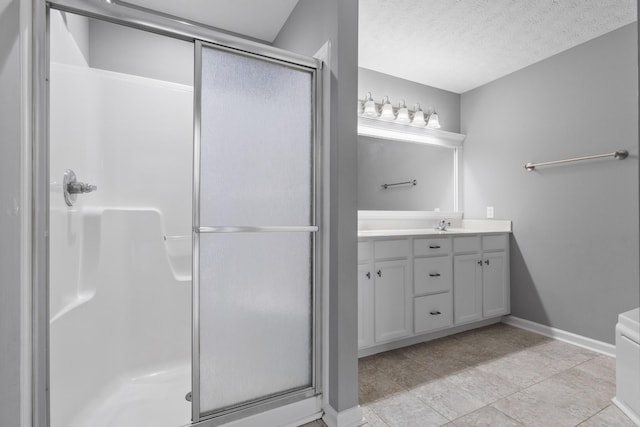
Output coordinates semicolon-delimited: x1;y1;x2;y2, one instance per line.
44;3;323;427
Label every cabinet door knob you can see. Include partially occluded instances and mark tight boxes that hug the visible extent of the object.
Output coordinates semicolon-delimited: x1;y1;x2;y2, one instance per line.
484;259;490;266
429;273;441;277
377;270;382;277
429;310;441;315
477;260;483;266
366;272;371;279
429;245;441;249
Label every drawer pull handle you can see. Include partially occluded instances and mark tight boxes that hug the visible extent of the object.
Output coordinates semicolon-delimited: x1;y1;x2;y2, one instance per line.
429;273;441;277
477;260;483;266
430;310;441;315
366;272;371;279
429;245;441;249
377;270;382;277
484;259;490;266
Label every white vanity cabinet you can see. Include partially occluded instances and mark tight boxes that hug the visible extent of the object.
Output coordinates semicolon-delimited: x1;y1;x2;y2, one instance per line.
453;253;483;324
483;251;509;317
358;239;411;349
357;262;374;349
358;231;510;354
453;234;510;324
373;259;411;342
413;237;453;334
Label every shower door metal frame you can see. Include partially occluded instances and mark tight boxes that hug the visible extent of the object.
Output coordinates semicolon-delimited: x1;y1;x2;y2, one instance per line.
192;40;322;424
32;1;324;426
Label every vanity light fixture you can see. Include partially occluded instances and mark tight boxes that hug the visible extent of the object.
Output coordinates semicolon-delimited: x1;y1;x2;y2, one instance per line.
379;96;395;120
363;92;378;117
395;100;411;124
426;110;441;129
411;103;426;127
357;93;442;130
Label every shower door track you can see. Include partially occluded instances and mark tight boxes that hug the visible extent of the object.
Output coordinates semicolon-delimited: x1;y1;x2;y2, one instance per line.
32;1;325;426
44;0;318;69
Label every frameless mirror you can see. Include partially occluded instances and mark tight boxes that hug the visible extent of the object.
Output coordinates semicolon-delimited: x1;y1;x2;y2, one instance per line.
357;134;457;212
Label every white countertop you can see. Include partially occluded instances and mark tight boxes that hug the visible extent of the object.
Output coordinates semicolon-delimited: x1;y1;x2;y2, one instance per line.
357;219;512;238
359;228;488;237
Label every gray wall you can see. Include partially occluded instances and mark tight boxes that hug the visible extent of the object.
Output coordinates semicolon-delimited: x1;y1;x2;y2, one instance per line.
0;0;23;425
274;0;360;413
358;136;455;211
461;23;639;344
359;67;460;133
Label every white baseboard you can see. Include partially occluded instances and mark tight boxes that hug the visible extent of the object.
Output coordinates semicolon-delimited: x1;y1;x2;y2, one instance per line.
502;316;616;357
612;397;640;426
322;404;365;427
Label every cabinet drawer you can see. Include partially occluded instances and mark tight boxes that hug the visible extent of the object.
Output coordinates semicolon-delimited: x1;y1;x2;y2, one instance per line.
358;241;371;263
482;234;506;251
414;256;452;295
453;236;480;253
374;239;409;259
414;293;453;333
414;237;451;256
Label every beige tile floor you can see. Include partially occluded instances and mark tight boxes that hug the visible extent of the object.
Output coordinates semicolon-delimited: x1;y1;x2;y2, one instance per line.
355;323;635;427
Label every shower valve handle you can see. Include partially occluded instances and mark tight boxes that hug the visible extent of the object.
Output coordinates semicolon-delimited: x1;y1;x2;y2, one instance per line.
63;169;97;206
67;182;97;194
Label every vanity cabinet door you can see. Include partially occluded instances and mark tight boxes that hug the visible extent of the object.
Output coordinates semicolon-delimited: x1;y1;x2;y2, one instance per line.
453;254;482;324
482;251;509;317
374;259;411;343
358;264;374;349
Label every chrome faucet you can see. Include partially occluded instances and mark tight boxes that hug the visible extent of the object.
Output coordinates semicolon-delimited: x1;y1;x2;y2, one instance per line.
435;219;451;231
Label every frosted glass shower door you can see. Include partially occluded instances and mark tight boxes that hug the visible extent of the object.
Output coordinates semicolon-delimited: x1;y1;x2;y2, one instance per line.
193;42;319;422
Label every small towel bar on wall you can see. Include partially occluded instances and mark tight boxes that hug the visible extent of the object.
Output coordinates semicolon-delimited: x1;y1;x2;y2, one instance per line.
381;179;417;189
524;150;628;171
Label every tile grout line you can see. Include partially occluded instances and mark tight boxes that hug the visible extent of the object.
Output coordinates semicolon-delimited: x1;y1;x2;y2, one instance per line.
431;343;603;422
577;404;612;426
366;354;466;425
360;327;612;427
391;338;542;422
494;353;598;400
486;352;610;426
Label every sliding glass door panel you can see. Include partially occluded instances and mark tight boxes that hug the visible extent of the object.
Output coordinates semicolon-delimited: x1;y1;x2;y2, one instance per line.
199;46;314;227
194;41;319;422
198;232;313;413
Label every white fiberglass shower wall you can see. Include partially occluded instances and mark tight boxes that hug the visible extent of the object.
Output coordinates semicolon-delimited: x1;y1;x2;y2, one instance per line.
49;11;193;427
47;5;322;427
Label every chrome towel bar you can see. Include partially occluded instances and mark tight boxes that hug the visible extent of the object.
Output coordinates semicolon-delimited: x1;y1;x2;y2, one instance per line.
381;179;417;189
524;150;628;171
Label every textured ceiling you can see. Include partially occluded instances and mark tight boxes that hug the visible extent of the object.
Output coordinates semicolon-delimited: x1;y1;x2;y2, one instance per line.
359;0;637;94
118;0;299;42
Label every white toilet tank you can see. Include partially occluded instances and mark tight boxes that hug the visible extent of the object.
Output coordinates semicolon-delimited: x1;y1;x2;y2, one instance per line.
613;307;640;426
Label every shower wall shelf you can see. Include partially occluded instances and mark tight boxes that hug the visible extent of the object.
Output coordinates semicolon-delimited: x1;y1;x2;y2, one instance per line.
358;116;466;149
